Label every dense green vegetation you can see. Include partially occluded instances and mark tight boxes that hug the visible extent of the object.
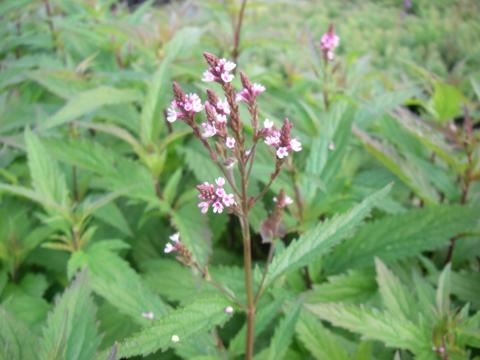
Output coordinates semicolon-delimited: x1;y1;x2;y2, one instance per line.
0;0;479;359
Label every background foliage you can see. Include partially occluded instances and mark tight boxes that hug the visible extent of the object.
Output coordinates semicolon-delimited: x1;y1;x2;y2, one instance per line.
0;0;479;359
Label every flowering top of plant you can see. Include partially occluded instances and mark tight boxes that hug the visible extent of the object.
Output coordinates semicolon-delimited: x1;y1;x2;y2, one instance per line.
202;56;236;83
166;52;302;217
320;24;340;61
197;177;236;214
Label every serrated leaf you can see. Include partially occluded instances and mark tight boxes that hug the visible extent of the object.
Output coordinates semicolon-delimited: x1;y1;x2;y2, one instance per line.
0;307;37;360
325;204;480;274
306;303;428;353
95;295;233;359
305;269;376;304
436;264;451;316
375;259;417;321
296;310;350;360
257;302;301;360
140;27;201;145
265;185;391;286
41;86;142;130
68;240;169;325
171;202;212;267
39;270;101;360
430;82;463;123
25;129;70;210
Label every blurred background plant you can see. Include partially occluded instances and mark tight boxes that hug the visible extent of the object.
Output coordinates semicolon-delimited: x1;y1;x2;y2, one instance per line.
0;0;479;359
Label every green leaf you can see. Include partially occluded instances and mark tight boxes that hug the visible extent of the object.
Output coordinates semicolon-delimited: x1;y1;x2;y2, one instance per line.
95;294;233;359
140;27;201;145
305;269;376;304
375;259;416;321
68;240;169;325
25;129;70;210
325;204;480;274
436;264;451;316
171;202;212;267
163;168;182;206
296;310;350;360
39;270;101;360
353;125;439;204
265;185;391;286
258;302;301;360
0;307;37;360
429;82;463;123
41;86;142;130
306;303;428;353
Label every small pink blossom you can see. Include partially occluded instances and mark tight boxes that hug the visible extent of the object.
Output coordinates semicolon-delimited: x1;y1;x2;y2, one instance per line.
198;201;210;214
226;137;236;149
224;306;234;314
202;70;215;82
222;193;235;207
212;201;224;214
202;56;236;84
196;178;235;215
216;114;227;123
284;196;294;205
164;232;181;253
265;133;280;146
142;311;154;320
290;138;302;152
263;119;274;129
276;147;289;159
320;25;340;61
217;99;230;114
202;122;217;138
236;82;266;103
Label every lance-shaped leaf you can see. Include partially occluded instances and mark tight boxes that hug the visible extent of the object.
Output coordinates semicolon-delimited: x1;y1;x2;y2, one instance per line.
306;303;428;354
38;271;101;360
68;240;169;325
0;307;37;360
41;86;142;130
264;185;391;286
95;294;233;359
25;129;70;210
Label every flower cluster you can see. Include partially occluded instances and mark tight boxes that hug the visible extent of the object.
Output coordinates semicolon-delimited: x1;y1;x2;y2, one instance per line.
197;177;235;214
202;90;231;138
202;56;236;83
236;72;266;104
320;25;340;61
260;119;302;159
164;232;181;253
167;92;203;123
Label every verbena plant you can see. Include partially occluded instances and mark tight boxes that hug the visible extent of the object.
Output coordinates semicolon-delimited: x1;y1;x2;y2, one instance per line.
0;1;479;360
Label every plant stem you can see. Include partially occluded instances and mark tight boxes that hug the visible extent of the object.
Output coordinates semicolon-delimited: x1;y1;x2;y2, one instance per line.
239;154;255;359
232;0;248;65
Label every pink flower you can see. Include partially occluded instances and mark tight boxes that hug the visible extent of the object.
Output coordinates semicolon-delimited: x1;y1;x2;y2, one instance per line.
222;193;235;207
217;99;230;114
167;91;203;123
202;70;215;82
284;196;294;205
276;147;289;159
164;232;181;253
202;122;217;138
202;55;236;84
216;114;227;123
289;138;302;152
263;119;273;129
320;25;340;61
198;201;210;214
216;187;226;197
185;93;203;113
236;82;266;103
142;311;154;320
196;178;235;215
265;133;280;146
226;137;236;149
212;201;224;213
251;83;266;96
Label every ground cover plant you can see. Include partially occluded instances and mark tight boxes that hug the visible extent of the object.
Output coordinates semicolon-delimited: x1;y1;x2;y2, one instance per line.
0;0;479;359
